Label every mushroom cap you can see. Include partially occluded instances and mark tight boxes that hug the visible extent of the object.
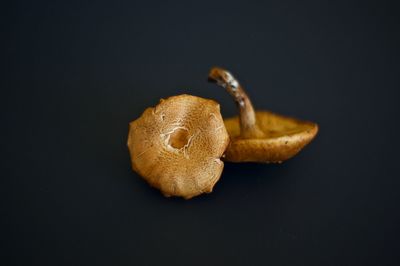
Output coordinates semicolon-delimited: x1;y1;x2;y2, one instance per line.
223;111;318;163
127;94;230;199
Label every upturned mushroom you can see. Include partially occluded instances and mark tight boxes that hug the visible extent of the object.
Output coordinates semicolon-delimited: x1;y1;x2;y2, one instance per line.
208;67;318;163
127;94;229;199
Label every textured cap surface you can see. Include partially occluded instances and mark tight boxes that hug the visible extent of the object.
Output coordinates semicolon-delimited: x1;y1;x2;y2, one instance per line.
127;94;230;199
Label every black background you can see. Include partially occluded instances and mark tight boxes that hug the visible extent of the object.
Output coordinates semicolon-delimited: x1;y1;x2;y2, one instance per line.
2;0;400;265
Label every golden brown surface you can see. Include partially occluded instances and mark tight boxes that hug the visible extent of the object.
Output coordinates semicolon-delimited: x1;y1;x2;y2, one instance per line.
224;111;318;163
127;94;230;199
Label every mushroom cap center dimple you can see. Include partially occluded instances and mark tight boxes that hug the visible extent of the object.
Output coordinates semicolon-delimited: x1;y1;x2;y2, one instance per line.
169;128;190;149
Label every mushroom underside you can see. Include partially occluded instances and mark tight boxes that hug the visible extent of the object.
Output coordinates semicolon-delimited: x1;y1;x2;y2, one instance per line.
223;111;318;163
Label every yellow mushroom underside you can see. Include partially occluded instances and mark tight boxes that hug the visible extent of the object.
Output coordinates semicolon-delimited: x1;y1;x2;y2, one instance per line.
223;111;318;163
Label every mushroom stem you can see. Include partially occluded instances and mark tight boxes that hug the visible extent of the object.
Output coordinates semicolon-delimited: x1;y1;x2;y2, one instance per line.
208;67;265;139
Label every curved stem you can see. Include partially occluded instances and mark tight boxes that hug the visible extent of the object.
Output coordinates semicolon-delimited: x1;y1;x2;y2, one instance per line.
208;67;264;138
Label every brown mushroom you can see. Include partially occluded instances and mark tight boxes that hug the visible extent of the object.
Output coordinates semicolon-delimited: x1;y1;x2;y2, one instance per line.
208;67;318;163
127;94;230;199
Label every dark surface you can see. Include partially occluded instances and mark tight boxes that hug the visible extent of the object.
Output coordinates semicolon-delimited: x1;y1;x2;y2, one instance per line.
2;0;400;265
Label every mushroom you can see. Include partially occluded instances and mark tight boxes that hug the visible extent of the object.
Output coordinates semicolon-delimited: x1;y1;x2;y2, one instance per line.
127;94;230;199
208;67;318;163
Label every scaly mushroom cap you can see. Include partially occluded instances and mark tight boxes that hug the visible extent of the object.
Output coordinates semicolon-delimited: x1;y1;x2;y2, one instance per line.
224;111;318;163
127;94;229;199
